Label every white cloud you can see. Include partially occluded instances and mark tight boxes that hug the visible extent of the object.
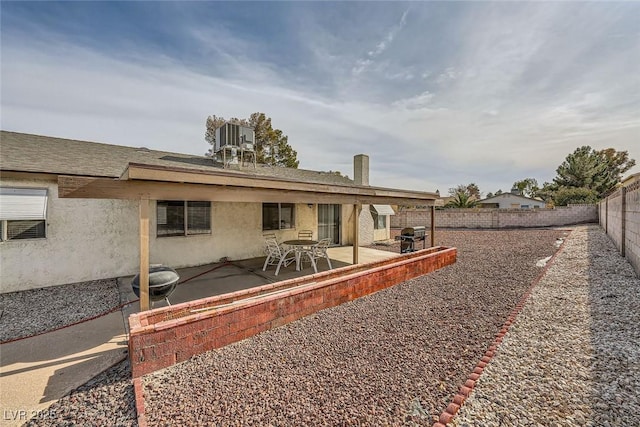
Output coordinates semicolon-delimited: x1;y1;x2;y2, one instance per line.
392;91;434;110
351;8;410;77
2;2;639;195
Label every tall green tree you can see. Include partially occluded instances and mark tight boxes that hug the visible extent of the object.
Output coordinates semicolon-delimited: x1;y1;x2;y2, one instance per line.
542;146;635;206
553;146;633;197
553;187;599;206
597;148;635;182
205;112;299;168
512;178;539;198
535;182;558;204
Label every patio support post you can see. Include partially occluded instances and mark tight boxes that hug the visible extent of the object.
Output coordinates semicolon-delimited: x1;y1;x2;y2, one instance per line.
431;205;436;247
139;198;150;311
353;203;361;264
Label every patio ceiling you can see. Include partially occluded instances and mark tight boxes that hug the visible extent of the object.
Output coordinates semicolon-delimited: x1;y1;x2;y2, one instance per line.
57;162;438;206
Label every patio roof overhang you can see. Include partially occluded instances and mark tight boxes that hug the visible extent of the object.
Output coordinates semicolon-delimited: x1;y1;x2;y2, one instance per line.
56;162;438;312
57;163;438;205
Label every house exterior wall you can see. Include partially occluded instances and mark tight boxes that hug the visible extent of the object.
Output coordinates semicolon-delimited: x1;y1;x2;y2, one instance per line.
341;204;355;245
359;205;375;245
373;226;388;242
478;194;546;209
392;205;597;229
150;201;319;267
1;179;324;293
1;178;139;293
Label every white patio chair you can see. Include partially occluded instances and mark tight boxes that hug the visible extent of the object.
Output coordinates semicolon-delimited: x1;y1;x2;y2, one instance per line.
262;238;296;275
306;238;333;273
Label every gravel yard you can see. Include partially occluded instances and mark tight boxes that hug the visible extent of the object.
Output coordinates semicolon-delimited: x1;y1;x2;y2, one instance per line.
452;225;640;426
25;227;635;427
0;279;121;343
141;228;566;426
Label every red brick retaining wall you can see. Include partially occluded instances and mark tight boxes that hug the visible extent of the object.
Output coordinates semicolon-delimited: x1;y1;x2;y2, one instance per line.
128;246;456;377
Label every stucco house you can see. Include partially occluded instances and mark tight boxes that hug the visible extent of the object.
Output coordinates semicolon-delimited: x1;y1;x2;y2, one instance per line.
477;190;546;209
0;131;436;294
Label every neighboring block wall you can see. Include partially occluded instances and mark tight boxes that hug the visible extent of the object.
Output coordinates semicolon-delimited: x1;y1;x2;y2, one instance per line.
600;180;640;277
392;205;598;229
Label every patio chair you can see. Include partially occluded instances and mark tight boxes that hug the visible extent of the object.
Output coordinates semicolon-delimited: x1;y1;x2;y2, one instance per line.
306;238;333;273
262;238;296;275
263;232;291;252
298;229;313;240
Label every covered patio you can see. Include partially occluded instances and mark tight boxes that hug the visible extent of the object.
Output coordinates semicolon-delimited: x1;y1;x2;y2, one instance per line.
59;161;438;312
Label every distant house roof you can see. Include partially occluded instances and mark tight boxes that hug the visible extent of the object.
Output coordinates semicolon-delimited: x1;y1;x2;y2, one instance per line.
478;193;544;204
0;131;353;186
621;172;640;186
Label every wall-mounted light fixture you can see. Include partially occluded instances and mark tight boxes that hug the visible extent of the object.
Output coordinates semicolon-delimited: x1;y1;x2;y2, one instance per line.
307;203;314;208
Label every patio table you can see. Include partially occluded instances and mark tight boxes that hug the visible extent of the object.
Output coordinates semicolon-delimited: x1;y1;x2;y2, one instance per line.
281;239;319;272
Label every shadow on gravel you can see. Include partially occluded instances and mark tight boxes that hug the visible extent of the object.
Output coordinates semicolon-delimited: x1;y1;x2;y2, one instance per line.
586;226;640;425
24;360;137;427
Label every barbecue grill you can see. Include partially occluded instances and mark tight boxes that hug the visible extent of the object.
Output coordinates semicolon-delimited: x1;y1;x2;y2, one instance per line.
396;226;427;253
131;265;180;306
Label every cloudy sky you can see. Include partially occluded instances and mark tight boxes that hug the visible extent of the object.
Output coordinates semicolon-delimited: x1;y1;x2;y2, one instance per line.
2;1;639;194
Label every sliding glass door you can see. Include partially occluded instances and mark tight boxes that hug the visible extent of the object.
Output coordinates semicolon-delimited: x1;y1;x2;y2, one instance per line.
318;204;341;245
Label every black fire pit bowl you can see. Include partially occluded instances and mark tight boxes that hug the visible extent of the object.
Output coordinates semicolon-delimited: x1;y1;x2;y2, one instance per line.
131;265;180;305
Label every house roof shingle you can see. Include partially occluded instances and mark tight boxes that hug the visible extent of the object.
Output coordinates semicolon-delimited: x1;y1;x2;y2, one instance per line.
0;131;354;186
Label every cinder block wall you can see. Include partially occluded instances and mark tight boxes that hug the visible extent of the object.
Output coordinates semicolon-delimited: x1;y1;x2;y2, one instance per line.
392;205;598;229
600;181;640;277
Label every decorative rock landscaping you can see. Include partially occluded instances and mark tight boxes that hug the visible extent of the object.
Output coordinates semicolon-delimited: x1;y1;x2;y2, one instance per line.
451;225;640;427
23;227;639;427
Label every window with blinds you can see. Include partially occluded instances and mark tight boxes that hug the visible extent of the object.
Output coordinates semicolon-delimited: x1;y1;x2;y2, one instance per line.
7;220;46;240
0;188;48;241
157;201;211;237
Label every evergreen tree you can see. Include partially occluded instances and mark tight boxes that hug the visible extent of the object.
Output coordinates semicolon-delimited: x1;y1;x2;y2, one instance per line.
205;112;299;168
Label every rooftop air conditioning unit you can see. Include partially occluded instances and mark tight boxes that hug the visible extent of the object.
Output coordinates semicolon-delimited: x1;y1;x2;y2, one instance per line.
215;122;255;152
215;122;256;168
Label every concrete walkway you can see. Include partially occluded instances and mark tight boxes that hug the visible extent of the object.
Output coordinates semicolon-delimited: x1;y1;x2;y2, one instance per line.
0;311;127;427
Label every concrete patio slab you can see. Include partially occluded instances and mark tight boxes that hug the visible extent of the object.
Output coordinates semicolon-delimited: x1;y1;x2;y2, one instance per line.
118;247;396;317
